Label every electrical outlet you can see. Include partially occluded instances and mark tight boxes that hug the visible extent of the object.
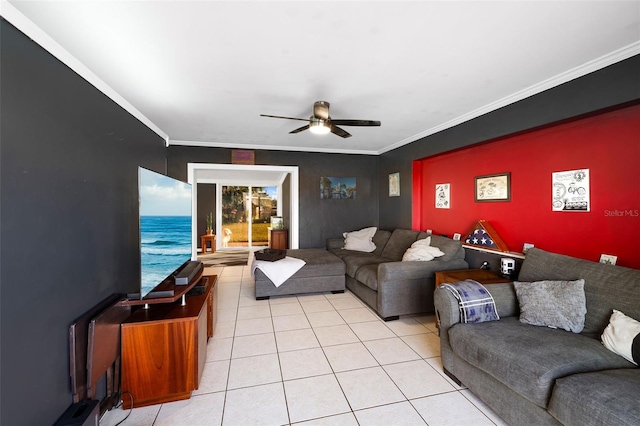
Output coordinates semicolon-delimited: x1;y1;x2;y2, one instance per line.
453;233;461;241
523;243;534;254
599;254;617;265
426;229;432;235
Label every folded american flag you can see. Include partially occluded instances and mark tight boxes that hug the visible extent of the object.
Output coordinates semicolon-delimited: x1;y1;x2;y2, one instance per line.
440;279;500;323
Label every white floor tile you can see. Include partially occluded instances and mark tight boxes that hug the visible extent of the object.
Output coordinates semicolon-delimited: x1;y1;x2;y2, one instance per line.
335;366;405;410
275;328;320;352
284;374;351;423
212;321;235;339
268;294;300;305
216;307;238;322
314;324;359;347
237;303;272;320
328;297;363;310
234;317;274;336
363;337;421;365
354;401;426;426
272;313;311;332
300;299;335;313
348;320;395;341
401;332;441;358
227;353;281;389
337;307;379;323
270;301;304;316
322;342;379;372
223;382;289;426
232;332;277;358
383;359;456;399
206;337;232;361
293;412;359;425
155;392;225;426
192;359;229;395
306;310;345;327
296;293;329;302
384;317;429;336
461;389;509;426
279;347;333;380
411;391;495;425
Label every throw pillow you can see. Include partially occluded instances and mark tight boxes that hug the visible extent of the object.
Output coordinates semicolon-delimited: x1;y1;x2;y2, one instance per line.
343;227;377;252
601;310;640;366
402;237;445;261
513;279;587;333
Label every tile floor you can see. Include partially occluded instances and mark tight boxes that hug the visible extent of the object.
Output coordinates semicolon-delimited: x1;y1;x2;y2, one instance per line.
101;265;508;426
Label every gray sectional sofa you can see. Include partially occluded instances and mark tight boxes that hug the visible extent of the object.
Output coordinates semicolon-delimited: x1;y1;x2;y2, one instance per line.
327;228;468;320
435;248;640;426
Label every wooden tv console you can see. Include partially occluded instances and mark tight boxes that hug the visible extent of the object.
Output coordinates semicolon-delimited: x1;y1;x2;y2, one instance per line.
120;273;217;408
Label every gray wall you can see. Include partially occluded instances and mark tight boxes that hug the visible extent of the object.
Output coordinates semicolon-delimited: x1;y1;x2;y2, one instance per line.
378;55;640;230
0;20;166;425
167;147;379;248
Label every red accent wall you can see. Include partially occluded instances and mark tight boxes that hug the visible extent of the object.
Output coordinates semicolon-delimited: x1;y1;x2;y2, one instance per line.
413;104;640;269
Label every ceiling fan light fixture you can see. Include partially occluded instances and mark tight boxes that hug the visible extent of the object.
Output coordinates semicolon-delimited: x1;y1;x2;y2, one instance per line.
309;118;330;135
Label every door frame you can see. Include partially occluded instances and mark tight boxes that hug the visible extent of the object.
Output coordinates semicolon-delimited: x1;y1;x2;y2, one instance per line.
187;163;299;258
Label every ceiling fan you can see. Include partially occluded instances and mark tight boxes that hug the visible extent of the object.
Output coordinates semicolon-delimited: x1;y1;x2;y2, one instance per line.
260;100;381;138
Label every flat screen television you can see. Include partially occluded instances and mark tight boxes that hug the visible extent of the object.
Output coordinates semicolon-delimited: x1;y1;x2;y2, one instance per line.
138;167;193;299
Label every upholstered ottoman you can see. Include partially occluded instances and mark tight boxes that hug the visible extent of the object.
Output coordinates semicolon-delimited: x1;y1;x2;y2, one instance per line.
254;249;345;299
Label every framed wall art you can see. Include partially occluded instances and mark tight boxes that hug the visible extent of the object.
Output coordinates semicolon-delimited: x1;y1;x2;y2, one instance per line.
389;172;400;197
475;172;511;202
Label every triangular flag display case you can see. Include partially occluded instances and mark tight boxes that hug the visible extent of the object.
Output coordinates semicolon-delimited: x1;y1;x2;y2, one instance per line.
463;220;510;252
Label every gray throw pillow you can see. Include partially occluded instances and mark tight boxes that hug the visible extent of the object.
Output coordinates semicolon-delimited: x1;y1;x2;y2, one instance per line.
513;279;587;333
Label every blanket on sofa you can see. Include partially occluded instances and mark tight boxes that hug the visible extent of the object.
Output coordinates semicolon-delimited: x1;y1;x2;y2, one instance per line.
441;279;499;323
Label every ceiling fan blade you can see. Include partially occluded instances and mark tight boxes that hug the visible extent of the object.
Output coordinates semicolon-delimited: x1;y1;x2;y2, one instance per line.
330;125;352;138
330;119;381;127
260;114;310;122
289;124;310;134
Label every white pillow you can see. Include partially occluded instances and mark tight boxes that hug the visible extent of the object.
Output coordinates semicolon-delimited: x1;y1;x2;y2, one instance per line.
402;237;445;261
343;227;377;252
601;310;640;365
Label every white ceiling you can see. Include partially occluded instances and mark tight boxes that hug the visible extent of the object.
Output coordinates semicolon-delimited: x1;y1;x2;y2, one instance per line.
4;1;640;155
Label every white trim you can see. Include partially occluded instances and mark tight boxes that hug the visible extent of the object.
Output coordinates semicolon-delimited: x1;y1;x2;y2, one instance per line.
379;41;640;154
463;244;526;260
187;163;299;253
0;0;168;145
169;139;379;156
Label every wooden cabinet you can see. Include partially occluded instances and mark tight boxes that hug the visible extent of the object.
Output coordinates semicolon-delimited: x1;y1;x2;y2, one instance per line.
120;275;217;408
269;229;288;250
435;269;511;288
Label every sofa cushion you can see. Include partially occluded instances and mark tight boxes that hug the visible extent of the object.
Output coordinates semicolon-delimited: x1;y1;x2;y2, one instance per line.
517;248;640;339
372;230;392;256
448;317;634;408
343;227;377;252
354;264;379;291
428;235;466;262
548;369;640;426
513;279;587;333
380;229;420;261
341;253;389;279
601;309;640;365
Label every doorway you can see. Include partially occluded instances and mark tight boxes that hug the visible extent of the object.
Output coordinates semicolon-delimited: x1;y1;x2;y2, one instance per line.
187;163;299;258
220;185;278;248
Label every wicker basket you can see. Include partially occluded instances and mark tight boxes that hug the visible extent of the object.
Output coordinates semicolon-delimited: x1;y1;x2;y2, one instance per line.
254;249;287;262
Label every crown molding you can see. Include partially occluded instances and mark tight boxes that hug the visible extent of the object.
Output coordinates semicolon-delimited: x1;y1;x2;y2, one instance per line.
169;139;379;156
379;41;640;155
1;0;169;145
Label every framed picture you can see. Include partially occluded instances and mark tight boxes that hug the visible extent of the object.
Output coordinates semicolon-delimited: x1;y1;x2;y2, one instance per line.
475;172;511;202
389;172;400;197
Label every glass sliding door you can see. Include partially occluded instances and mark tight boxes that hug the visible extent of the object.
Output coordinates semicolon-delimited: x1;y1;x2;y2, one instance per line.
220;185;277;249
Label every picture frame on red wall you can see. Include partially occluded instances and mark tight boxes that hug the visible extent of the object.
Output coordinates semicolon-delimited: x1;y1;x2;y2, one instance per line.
475;172;511;202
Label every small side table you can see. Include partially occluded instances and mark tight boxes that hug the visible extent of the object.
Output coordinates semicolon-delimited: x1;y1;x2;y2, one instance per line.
435;269;511;288
201;234;216;254
269;229;288;250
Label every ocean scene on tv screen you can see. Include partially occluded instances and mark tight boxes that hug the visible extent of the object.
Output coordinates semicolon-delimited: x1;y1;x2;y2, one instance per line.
139;168;192;298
